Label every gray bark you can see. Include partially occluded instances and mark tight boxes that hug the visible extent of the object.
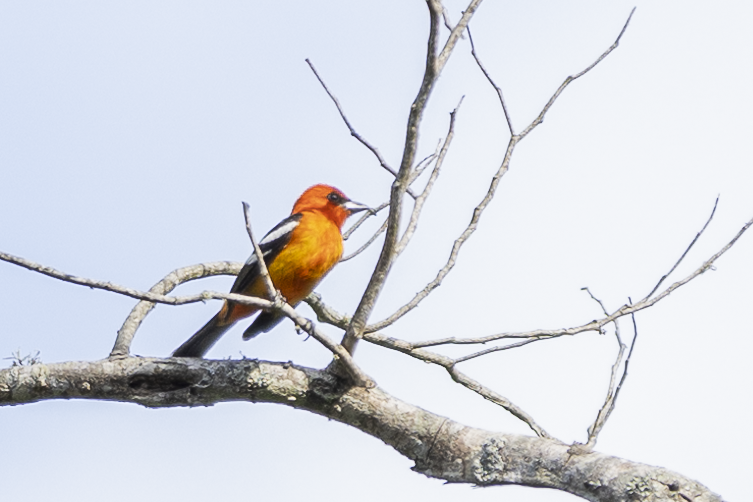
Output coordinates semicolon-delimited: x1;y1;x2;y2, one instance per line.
0;357;723;502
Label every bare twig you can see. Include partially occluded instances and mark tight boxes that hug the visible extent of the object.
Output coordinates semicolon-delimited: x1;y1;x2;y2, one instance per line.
582;286;610;317
441;6;466;39
613;304;639;410
273;301;373;387
451;337;544;364
0;251;372;385
0;250;230;307
4;349;41;366
408;148;440;186
581;298;639;451
436;0;483;72
579;291;625;449
341;219;388;262
395;97;463;256
343;202;388;241
304;292;349;329
646;196;718;298
448;366;551;438
468;26;514;135
387;212;753;348
305;58;416;200
517;7;636;141
360;330;550;438
365;138;516;333
242;201;277;300
366;8;637;333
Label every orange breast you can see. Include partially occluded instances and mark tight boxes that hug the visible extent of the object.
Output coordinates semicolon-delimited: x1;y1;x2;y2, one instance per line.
266;211;344;305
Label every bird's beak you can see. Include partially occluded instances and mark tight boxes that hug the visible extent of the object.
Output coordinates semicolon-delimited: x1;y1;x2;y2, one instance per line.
342;199;374;216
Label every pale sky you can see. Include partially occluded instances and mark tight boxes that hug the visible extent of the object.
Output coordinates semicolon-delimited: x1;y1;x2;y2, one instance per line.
1;2;751;501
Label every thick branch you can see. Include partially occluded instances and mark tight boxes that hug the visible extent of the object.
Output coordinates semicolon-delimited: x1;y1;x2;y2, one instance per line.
0;358;723;502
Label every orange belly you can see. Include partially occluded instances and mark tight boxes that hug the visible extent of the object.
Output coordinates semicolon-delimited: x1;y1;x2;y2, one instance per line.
224;212;343;324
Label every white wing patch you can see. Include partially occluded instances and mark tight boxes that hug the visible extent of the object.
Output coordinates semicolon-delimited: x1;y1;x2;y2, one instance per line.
244;218;299;265
260;219;299;246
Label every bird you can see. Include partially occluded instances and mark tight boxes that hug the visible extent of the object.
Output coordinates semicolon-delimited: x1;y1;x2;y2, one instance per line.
172;184;371;358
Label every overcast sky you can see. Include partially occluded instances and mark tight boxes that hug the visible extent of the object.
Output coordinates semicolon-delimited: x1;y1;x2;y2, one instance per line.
1;2;751;501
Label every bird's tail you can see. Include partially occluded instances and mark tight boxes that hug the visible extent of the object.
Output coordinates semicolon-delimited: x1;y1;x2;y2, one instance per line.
172;313;232;358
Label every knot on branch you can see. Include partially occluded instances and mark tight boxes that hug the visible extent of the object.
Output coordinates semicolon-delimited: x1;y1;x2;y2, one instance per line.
308;372;352;405
128;362;210;392
472;437;507;485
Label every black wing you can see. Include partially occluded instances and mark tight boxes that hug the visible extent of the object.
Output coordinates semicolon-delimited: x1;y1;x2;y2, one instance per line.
242;310;284;340
230;213;302;295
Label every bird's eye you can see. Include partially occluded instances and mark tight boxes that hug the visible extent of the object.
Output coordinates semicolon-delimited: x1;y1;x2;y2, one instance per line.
327;192;344;204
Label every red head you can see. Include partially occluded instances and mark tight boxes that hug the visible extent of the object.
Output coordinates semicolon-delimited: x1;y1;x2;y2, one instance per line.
291;184;371;229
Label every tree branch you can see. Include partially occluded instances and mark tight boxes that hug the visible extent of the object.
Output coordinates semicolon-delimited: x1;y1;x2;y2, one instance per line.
646;196;718;298
379;208;753;348
467;26;514;135
0;358;722;502
342;202;388;241
340;219;388;262
341;0;483;355
0;251;372;385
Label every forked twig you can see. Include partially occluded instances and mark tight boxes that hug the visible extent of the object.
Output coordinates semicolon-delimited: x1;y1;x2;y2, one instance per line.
366;8;637;334
341;219;388;262
396;97;463;256
580;298;639;450
341;0;483;355
359;329;549;438
517;7;636;141
343;202;388;241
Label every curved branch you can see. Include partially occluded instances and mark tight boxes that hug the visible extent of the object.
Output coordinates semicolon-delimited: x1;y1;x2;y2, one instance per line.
0;358;723;502
111;261;242;357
